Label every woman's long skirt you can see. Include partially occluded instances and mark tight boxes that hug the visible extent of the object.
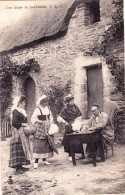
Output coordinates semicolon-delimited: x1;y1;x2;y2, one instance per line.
62;125;83;155
9;141;30;168
62;124;73;154
33;138;53;159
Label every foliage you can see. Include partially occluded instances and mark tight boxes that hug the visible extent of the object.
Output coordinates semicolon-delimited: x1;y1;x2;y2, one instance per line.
105;52;124;94
1;57;13;116
87;0;124;95
93;0;123;55
114;110;125;144
12;58;40;75
1;56;40;76
1;56;40;118
47;80;71;123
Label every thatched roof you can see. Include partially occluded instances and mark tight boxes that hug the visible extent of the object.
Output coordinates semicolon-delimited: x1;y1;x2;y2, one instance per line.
0;0;81;53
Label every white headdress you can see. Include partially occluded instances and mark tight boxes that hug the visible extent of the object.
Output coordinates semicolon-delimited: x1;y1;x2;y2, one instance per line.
11;96;21;112
37;94;47;106
64;94;74;103
11;96;27;117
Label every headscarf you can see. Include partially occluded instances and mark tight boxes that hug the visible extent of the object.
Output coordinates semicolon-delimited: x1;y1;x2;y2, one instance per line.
11;96;27;117
37;94;47;106
11;96;20;112
64;94;74;104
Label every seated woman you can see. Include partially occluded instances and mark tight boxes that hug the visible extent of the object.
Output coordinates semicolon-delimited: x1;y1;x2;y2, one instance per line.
31;94;54;169
57;94;85;161
9;96;30;174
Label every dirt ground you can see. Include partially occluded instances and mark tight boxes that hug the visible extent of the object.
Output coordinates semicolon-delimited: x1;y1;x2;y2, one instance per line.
1;137;125;195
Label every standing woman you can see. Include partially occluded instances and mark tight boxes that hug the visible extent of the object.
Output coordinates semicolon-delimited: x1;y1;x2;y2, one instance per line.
31;94;54;169
9;96;30;174
57;94;85;161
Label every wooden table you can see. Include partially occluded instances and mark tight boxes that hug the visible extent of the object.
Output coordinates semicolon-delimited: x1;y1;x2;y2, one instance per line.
65;131;105;167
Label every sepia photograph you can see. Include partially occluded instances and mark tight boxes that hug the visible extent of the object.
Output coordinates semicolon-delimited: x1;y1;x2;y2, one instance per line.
0;0;124;194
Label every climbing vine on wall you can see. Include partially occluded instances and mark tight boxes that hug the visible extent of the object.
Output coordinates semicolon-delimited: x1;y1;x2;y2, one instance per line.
96;0;123;55
0;56;40;118
2;56;40;76
47;80;71;123
87;0;124;95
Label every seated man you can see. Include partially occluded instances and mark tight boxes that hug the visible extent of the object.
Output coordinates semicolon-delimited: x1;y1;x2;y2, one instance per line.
86;104;114;158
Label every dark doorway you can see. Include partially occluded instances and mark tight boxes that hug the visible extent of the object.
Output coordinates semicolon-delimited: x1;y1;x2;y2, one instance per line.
23;77;36;123
89;1;100;24
86;65;103;118
85;0;100;26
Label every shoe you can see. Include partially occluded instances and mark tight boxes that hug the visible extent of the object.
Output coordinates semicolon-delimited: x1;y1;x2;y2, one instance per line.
68;157;72;161
75;156;80;160
34;163;38;169
43;161;51;165
16;169;24;174
82;158;92;164
21;167;29;171
86;154;92;159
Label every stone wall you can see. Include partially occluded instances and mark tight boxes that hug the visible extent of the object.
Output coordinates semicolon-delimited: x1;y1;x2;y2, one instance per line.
5;0;123;114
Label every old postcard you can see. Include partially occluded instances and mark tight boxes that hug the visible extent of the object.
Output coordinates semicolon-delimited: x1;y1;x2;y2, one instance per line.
0;0;124;194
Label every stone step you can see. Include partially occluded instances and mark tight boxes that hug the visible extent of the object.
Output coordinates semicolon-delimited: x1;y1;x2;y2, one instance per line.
118;102;125;104
118;104;125;108
117;104;125;107
120;115;125;118
121;121;125;125
118;108;125;111
117;102;125;105
118;108;125;112
121;116;125;119
119;112;125;116
122;125;125;129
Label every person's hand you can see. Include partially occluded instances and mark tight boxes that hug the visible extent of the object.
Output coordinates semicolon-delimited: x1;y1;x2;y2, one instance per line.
22;123;28;127
36;120;44;124
87;127;96;131
65;121;69;126
87;128;93;131
84;126;89;130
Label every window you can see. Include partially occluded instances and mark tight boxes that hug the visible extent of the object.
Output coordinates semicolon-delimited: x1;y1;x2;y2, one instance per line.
84;0;100;25
89;1;100;23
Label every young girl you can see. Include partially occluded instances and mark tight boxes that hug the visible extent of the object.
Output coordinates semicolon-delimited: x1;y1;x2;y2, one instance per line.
31;94;54;169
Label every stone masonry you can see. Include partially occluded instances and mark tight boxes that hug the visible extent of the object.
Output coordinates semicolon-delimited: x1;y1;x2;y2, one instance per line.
3;0;124;120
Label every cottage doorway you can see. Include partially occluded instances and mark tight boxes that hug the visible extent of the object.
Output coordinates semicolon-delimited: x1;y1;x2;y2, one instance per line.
86;65;103;118
23;77;36;123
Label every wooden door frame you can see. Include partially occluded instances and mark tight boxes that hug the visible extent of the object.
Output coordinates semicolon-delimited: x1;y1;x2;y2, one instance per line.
74;55;111;119
86;64;103;118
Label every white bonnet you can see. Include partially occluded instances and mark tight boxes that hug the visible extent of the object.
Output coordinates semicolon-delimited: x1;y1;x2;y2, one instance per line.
64;94;74;103
11;96;27;117
37;94;47;105
11;96;21;111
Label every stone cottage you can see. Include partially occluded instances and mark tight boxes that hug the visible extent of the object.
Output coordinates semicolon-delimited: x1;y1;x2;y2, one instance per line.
0;0;124;130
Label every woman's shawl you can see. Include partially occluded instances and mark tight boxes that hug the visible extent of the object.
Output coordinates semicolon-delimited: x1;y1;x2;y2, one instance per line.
59;104;81;122
19;127;32;161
